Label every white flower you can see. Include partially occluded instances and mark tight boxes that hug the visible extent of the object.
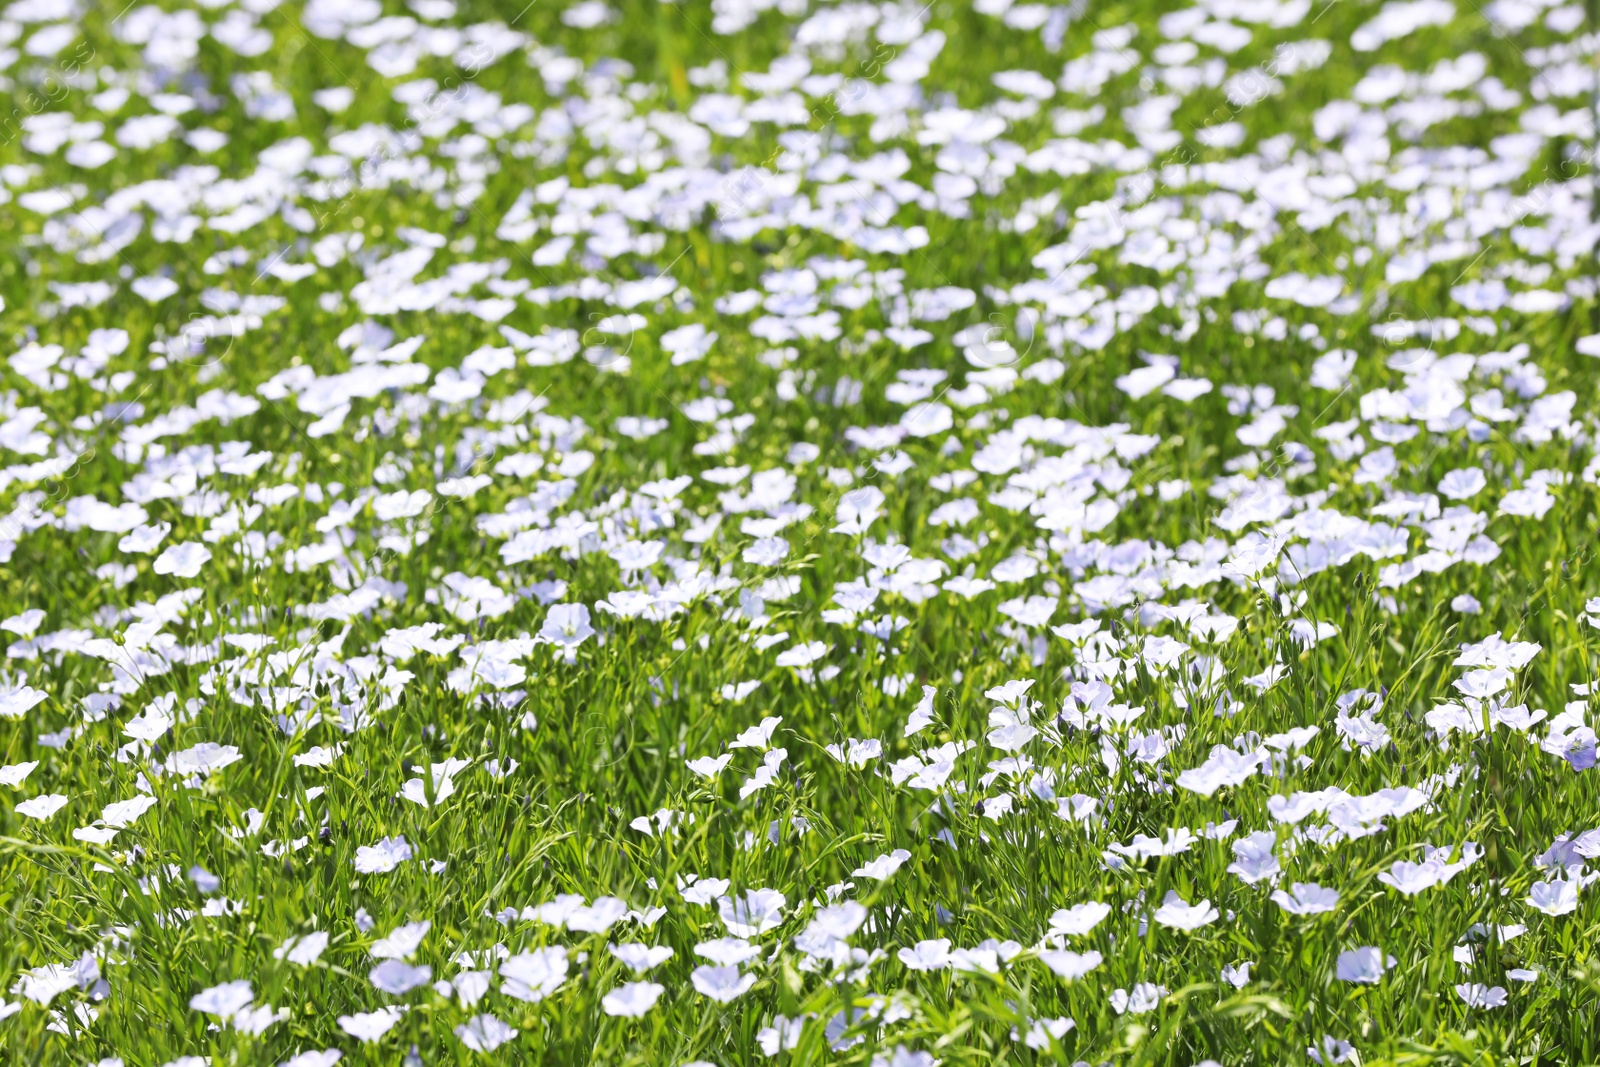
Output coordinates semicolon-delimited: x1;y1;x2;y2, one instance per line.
1455;983;1507;1009
500;947;568;1002
609;540;664;571
1226;831;1282;884
1306;1036;1355;1065
695;937;762;967
0;686;48;720
775;640;828;668
279;1051;343;1067
743;537;789;566
1037;949;1102;981
273;932;329;966
608;943;674;974
0;761;38;787
1438;468;1487;500
803;901;867;942
153;541;212;577
905;685;937;736
14;958;93;1005
454;1013;518;1051
1498;486;1555;519
680;876;730;906
601;981;664;1017
1526;877;1580;916
690;964;757;1003
1152;891;1219;931
369;960;432;995
1335;947;1395;983
165;742;242;777
190;980;254;1020
1221;961;1253;988
539;603;594;661
1178;748;1264;796
825;738;882;766
100;795;158;828
1021;1016;1075;1052
371;921;431;960
898;939;951;971
234;1003;287;1036
437;476;491;499
354;835;414;874
0;609;44;636
686;753;733;779
728;717;782;750
567;897;628;934
15;793;69;820
398;760;468;808
852;849;911;880
338;1007;403;1042
1378;860;1444;896
1271;883;1339;915
1110;982;1167;1014
1046;902;1111;937
118;522;170;554
757;1015;806;1054
833;486;885;534
900;401;953;437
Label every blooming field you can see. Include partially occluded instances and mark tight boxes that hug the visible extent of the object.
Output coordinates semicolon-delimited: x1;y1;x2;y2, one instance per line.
3;0;1600;1063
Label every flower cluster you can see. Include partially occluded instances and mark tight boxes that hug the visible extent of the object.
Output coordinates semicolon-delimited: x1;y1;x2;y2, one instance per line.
1;0;1598;1063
